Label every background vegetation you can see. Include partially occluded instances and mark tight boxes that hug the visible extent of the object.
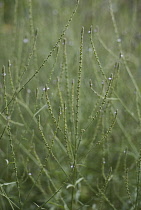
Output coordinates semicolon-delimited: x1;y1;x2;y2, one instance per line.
0;0;141;209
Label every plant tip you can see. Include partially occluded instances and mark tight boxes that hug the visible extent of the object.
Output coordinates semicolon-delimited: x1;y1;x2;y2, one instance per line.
2;72;6;76
43;87;50;91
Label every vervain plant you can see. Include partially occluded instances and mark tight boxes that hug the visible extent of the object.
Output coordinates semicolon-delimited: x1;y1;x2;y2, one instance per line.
0;0;141;209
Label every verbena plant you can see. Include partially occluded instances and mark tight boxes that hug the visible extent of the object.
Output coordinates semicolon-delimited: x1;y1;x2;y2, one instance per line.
0;0;141;209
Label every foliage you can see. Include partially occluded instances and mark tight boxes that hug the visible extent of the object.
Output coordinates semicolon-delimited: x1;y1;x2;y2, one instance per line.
0;0;141;209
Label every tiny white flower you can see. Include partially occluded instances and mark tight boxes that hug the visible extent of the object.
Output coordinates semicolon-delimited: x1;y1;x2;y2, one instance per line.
27;89;31;93
5;159;9;165
2;73;6;76
117;38;121;43
23;38;29;43
43;87;50;91
114;109;118;114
